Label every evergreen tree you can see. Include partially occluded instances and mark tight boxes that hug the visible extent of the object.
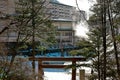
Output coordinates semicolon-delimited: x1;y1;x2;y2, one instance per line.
14;0;56;77
0;0;56;79
88;0;120;79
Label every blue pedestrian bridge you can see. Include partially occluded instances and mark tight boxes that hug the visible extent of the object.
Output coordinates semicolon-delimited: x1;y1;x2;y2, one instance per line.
19;45;80;57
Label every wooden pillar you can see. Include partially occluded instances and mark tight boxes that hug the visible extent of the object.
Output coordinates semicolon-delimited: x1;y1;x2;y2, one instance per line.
38;61;44;80
79;69;85;80
72;61;76;80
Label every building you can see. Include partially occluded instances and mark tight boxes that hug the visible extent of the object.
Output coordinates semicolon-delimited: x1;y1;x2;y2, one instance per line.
0;0;16;42
0;0;85;47
46;0;75;47
47;0;85;47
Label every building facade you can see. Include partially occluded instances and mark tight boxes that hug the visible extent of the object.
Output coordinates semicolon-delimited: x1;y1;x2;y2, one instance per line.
0;0;16;42
0;0;85;47
47;0;85;47
47;0;75;47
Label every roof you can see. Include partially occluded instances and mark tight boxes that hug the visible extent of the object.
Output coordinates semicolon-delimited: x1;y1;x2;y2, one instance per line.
50;0;60;3
50;0;73;7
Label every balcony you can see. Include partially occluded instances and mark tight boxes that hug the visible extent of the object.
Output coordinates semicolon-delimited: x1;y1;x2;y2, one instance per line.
57;27;73;31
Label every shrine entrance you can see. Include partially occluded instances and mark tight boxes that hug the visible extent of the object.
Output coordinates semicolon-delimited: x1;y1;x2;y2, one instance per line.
29;57;86;80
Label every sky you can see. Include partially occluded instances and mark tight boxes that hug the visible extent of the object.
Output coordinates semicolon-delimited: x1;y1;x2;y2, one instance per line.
58;0;91;12
58;0;95;37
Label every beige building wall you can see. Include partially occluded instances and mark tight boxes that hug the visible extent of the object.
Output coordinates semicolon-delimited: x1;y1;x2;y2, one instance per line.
53;21;75;46
47;0;86;46
0;0;16;42
47;0;73;20
0;0;84;46
53;21;72;28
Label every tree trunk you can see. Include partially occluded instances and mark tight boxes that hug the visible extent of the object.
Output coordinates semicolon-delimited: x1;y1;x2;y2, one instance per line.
106;0;120;78
101;0;107;79
31;0;36;72
97;44;101;80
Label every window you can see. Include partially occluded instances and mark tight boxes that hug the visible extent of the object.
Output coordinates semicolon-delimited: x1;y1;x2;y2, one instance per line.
65;32;72;36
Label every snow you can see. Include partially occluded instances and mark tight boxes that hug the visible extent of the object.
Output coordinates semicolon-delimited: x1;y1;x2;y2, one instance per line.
27;57;92;80
44;72;72;80
44;66;92;80
64;61;92;74
44;72;80;80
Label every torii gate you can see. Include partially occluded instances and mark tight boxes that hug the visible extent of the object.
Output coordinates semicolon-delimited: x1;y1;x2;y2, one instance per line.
29;57;86;80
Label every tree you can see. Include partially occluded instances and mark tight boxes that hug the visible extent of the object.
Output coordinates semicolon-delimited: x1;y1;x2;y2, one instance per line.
105;0;120;78
69;26;118;79
88;1;107;79
73;0;120;79
88;0;120;79
0;0;56;80
14;0;56;79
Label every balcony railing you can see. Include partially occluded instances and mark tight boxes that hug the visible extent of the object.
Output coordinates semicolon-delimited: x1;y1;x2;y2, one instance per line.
57;27;73;31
